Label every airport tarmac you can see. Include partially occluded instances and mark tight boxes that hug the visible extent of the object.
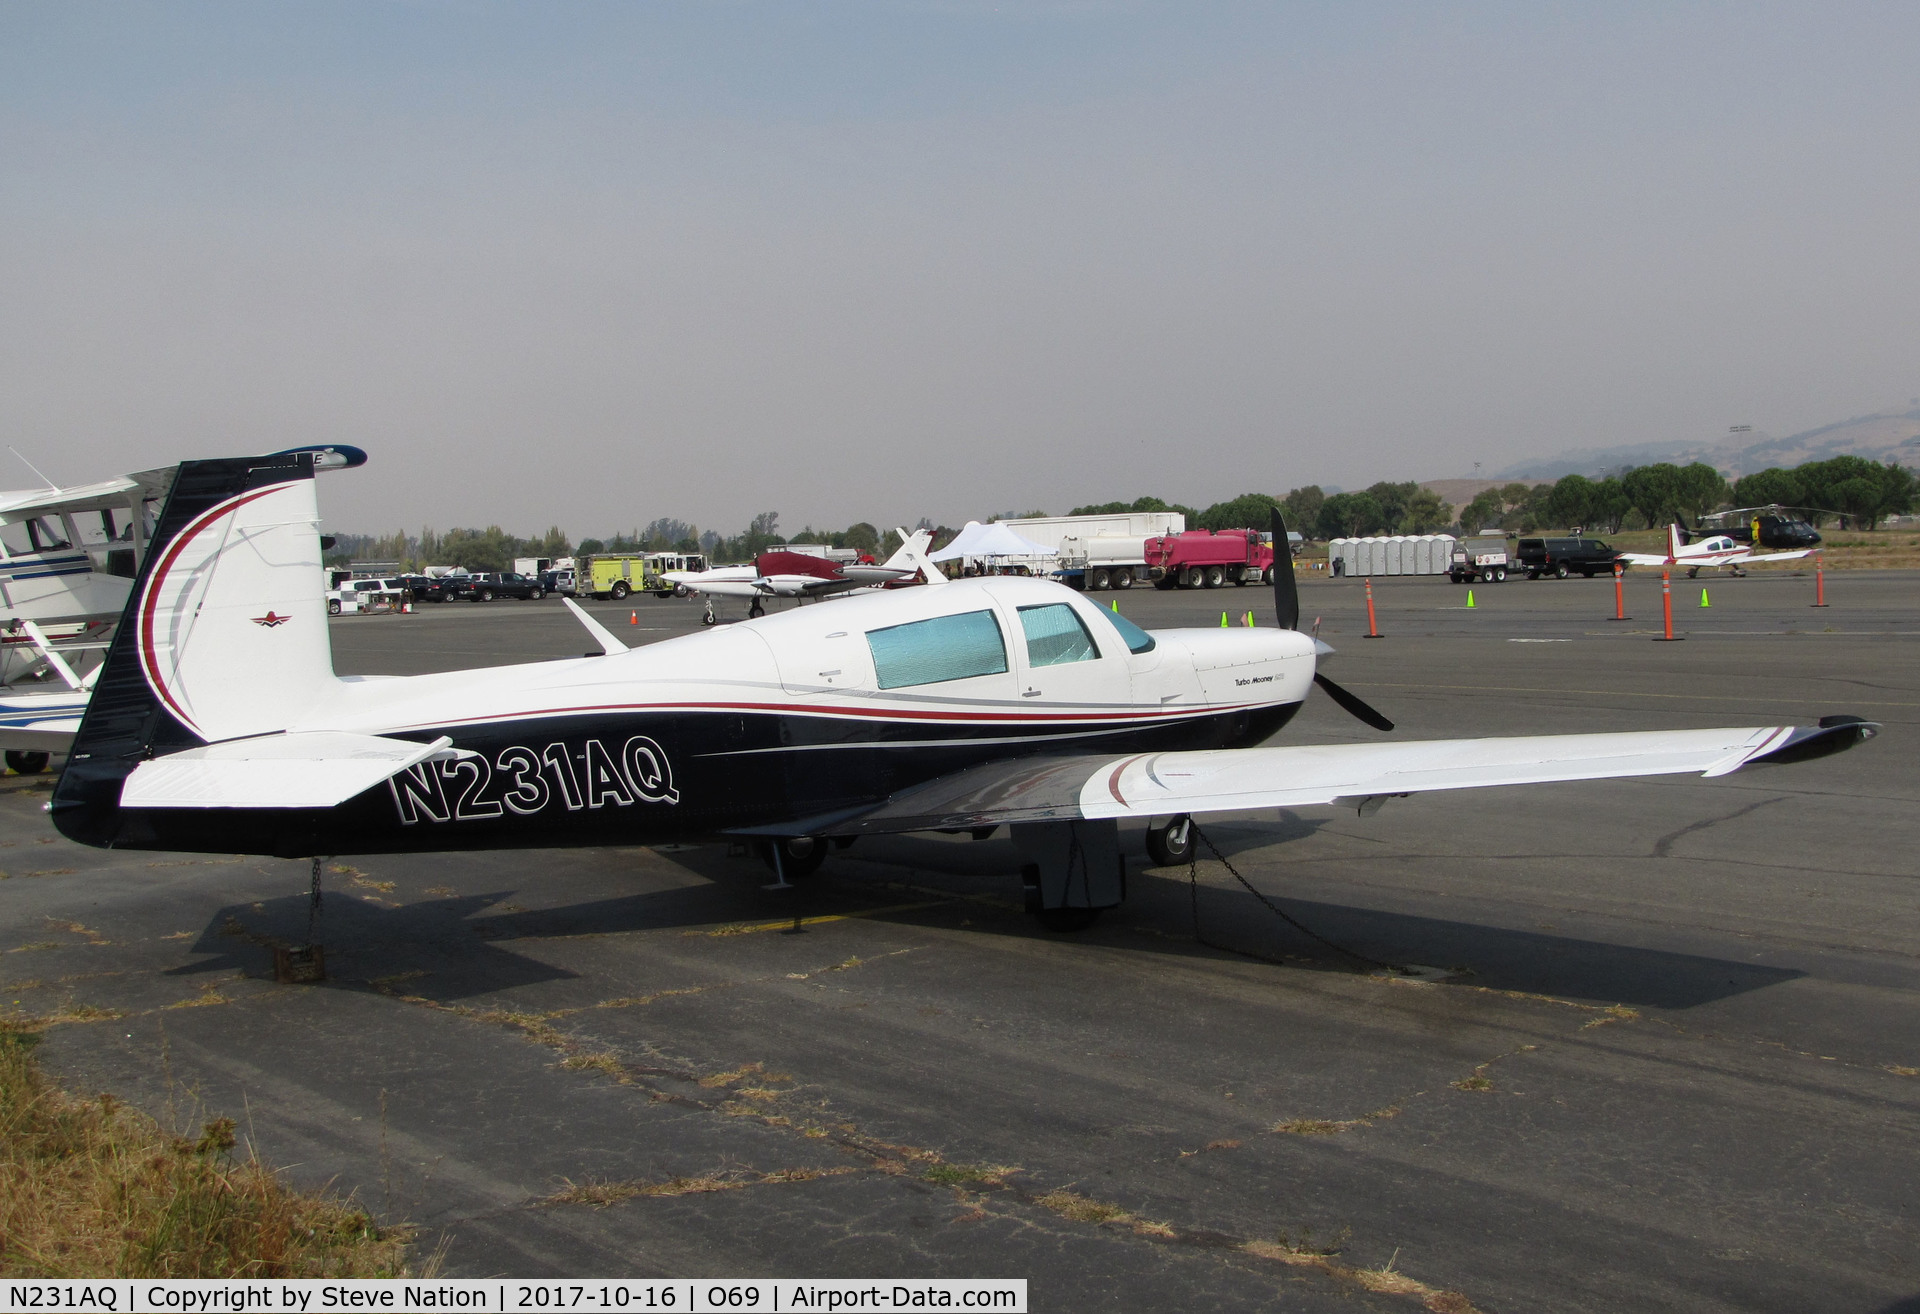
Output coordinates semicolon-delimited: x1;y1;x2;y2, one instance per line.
6;568;1917;1311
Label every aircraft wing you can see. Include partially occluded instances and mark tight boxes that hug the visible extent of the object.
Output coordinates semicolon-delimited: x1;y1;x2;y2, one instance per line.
778;721;1877;837
119;732;473;810
1618;552;1672;566
1743;548;1814;563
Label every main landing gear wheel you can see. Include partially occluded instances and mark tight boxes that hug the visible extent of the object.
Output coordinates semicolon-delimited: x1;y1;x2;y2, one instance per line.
1687;567;1700;579
6;751;50;775
748;599;766;618
760;836;826;880
1144;814;1194;867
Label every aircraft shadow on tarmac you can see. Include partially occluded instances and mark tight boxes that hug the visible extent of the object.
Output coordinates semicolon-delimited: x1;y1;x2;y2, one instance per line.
163;827;1801;1012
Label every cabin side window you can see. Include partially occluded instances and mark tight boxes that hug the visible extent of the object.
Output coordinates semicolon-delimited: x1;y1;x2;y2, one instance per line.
866;610;1008;690
1017;603;1101;667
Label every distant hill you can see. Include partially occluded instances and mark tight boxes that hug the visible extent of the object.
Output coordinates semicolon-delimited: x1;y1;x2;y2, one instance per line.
1486;409;1920;482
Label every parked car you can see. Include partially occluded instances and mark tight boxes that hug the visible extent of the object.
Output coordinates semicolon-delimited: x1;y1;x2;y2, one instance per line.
461;571;546;601
1515;537;1626;579
542;568;576;596
326;577;407;615
399;574;453;603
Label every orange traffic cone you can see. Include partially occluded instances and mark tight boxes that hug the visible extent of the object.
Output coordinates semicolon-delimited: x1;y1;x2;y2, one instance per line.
629;611;638;625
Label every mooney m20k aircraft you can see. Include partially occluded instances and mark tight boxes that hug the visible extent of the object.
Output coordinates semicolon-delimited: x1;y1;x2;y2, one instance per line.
53;450;1877;929
1621;524;1817;578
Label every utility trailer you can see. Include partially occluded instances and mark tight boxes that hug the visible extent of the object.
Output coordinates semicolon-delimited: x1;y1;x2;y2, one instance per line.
1447;535;1512;583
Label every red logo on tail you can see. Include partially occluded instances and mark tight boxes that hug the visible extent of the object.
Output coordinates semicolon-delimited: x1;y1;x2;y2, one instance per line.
252;612;291;628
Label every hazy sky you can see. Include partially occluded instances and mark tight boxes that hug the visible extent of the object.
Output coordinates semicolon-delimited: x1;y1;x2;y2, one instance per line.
5;2;1918;539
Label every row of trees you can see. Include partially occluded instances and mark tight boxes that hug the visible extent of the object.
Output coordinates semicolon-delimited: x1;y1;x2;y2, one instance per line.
329;455;1914;571
1731;455;1916;529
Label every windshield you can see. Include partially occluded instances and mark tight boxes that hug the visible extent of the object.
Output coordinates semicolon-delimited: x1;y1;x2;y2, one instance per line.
1098;606;1156;654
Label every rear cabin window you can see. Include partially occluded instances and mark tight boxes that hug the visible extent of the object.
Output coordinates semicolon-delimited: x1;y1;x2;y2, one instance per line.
866;610;1008;689
1018;603;1101;667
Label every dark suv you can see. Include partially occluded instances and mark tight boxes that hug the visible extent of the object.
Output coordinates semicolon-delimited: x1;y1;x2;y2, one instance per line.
1515;537;1625;579
461;571;546;601
400;574;453;603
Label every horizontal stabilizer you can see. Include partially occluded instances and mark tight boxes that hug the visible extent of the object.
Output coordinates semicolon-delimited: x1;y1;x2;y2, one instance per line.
120;731;470;810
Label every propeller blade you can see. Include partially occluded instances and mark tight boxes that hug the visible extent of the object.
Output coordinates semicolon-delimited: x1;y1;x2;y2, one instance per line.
1314;672;1395;732
1270;506;1300;631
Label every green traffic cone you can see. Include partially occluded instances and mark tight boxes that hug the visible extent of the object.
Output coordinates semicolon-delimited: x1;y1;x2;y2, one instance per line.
1700;588;1710;607
1220;611;1229;627
1466;590;1475;608
1111;599;1118;612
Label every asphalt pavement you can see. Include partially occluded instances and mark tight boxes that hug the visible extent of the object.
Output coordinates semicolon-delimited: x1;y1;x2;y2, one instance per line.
6;566;1917;1311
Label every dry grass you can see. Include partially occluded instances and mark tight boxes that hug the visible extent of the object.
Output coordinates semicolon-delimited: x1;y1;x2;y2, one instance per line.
0;1019;411;1277
541;1166;856;1210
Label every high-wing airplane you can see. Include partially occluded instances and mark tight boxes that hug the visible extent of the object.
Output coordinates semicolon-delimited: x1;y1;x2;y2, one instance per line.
666;531;942;620
0;464;178;770
1620;524;1816;578
52;450;1877;931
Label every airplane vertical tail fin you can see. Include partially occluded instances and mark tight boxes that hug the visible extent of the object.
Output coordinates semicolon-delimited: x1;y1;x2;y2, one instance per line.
888;528;947;586
1669;523;1684;561
52;448;356;846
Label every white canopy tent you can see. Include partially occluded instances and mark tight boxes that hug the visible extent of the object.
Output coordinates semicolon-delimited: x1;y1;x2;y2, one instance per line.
929;520;1052;562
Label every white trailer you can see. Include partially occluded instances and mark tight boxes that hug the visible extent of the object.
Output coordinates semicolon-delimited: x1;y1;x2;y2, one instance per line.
997;511;1186;554
997;512;1185;591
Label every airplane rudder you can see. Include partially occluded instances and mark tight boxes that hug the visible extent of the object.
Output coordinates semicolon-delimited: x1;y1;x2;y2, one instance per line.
52;452;332;844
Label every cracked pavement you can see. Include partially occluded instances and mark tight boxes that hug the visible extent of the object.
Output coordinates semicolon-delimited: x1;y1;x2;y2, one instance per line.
5;568;1917;1311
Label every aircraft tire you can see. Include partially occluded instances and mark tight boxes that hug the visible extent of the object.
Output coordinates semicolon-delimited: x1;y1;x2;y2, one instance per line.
760;837;826;878
1144;814;1194;866
6;751;50;775
748;599;765;618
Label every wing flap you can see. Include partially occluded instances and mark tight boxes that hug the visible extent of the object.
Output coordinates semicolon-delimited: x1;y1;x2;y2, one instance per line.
120;731;470;809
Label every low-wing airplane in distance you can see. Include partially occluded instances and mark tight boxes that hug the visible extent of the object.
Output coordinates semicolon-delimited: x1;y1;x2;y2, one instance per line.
665;531;942;621
1620;524;1817;578
53;450;1877;931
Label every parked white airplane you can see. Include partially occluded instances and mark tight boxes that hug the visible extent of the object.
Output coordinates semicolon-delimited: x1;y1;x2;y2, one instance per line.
51;449;1880;929
666;530;942;620
0;465;178;769
1621;524;1816;578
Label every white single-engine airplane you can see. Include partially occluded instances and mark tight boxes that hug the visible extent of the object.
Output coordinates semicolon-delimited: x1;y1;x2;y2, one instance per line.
665;532;942;620
0;464;178;769
53;450;1877;929
1621;524;1816;578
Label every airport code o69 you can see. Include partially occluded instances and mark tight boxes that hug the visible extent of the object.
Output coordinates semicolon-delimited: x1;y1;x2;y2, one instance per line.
2;1280;1027;1313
